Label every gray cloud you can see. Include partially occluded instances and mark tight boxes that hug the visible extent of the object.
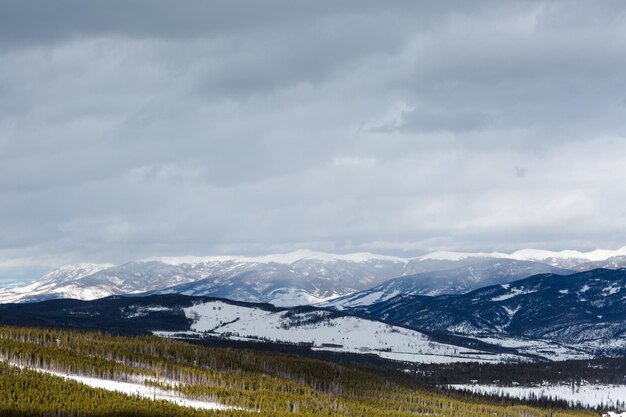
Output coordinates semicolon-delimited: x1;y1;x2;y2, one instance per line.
1;1;626;281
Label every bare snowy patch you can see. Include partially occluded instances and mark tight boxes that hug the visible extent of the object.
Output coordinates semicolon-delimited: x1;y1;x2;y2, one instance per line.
3;361;236;411
449;383;626;408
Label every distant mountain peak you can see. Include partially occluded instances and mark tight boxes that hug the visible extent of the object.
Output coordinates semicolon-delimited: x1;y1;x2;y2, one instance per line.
417;246;626;263
508;247;626;262
40;263;115;282
416;251;507;261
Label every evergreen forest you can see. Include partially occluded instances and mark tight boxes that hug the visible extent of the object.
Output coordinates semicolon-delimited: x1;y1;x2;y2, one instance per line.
0;326;603;417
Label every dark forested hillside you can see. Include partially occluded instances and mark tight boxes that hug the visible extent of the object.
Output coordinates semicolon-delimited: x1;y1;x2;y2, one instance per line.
0;326;599;417
0;294;274;334
347;268;626;348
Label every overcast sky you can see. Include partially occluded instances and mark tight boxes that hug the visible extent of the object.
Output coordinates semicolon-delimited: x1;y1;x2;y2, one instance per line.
1;1;626;280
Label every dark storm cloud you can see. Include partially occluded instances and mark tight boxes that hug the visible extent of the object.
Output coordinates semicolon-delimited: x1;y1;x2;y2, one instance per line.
1;1;626;281
0;1;494;43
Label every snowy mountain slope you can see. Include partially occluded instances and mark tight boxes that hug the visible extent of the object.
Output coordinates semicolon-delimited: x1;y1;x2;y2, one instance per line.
138;253;438;306
147;249;511;306
564;255;626;272
3;247;626;305
0;263;114;303
0;250;508;305
322;259;571;310
0;251;405;304
420;247;626;271
0;262;194;303
417;247;626;262
346;268;626;353
508;247;626;263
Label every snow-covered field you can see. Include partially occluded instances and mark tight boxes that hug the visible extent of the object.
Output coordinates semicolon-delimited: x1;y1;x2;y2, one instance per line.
156;300;522;364
56;373;232;410
449;383;626;408
474;336;592;361
5;361;234;411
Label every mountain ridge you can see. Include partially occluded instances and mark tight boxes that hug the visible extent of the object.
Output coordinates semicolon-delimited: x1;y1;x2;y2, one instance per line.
321;259;573;309
343;267;626;354
0;293;580;363
3;247;626;306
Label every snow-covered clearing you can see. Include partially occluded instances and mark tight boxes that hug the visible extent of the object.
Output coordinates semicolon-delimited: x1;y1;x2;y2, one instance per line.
4;361;235;411
449;383;626;408
55;373;233;410
475;336;592;361
157;300;522;364
491;287;538;301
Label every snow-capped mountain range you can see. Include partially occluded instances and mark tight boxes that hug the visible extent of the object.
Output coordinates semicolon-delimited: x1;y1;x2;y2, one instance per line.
2;247;626;306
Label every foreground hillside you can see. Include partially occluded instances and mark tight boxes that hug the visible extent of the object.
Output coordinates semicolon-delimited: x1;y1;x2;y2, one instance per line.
0;326;598;417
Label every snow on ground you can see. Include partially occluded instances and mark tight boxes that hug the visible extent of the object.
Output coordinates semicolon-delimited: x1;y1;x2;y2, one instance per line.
475;336;592;361
320;289;402;310
265;288;341;307
4;361;234;411
344;290;392;306
491;287;538;301
0;264;116;303
0;284;115;303
56;373;233;410
125;305;173;318
449;383;626;408
160;300;522;364
603;285;621;295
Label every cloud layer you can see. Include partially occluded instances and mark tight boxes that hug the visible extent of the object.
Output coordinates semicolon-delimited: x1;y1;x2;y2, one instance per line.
1;1;626;279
